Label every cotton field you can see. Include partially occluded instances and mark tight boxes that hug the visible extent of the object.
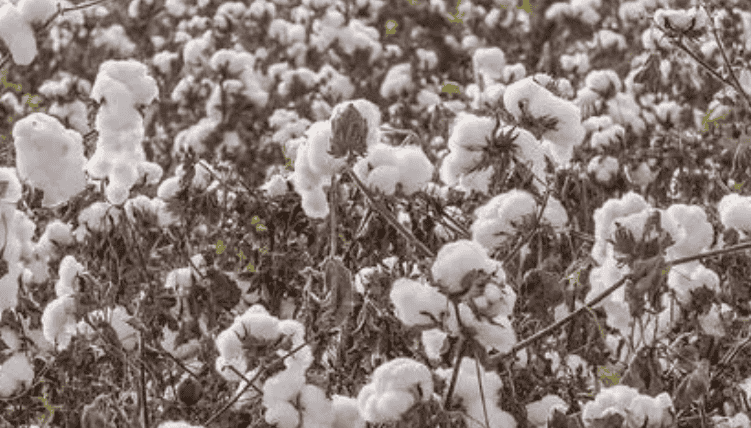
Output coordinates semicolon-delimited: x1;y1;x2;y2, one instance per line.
0;0;751;427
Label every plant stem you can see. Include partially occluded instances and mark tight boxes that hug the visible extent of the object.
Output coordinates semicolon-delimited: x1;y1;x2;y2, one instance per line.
345;169;435;258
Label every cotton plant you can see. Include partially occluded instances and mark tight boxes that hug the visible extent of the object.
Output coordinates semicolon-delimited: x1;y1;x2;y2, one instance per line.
435;357;517;428
13;113;87;207
86;60;160;205
0;0;57;65
504;77;585;164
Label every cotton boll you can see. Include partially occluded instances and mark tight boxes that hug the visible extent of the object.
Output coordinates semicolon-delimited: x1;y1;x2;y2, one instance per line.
13;113;87;207
138;161;164;186
448;113;495;151
77;201;120;233
0;353;34;397
106;182;130;205
107;306;139;351
390;278;449;327
305;121;344;177
367;166;400;195
527;395;569;428
265;401;301;428
668;263;719;308
582;385;640;426
421;328;448;360
473;47;506;86
395;146;433;195
17;0;57;24
0;4;37;66
56;255;83;297
300;187;329;219
43;220;74;247
663;204;713;259
626;392;673;428
718;194;751;235
332;395;366;428
41;295;78;350
588;155;619;184
379;63;413;98
431;240;495;294
157;177;181;200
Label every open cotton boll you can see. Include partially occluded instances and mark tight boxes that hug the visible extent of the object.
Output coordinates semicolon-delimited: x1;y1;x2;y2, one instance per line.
591;191;649;263
0;353;34;397
56;255;83;297
17;0;57;24
0;4;37;66
527;395;569;428
300;187;329;219
588;155;619;184
663;204;713;259
473;47;506;86
431;240;496;294
379;63;413;98
668;263;719;308
585;69;622;95
395;146;433;195
582;385;641;426
471;190;537;251
332;395;366;428
305;121;345;177
439;149;485;186
448;113;495;152
357;358;433;423
390;278;449;327
41;295;78;350
13;113;87;207
718;194;751;236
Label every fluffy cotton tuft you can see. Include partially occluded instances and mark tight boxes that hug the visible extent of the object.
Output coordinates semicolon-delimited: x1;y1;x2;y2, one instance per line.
357;358;433;423
0;4;37;65
718;194;751;236
13;113;86;207
390;278;449;328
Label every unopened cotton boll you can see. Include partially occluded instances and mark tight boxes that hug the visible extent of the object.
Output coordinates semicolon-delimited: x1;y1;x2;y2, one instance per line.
0;4;37;66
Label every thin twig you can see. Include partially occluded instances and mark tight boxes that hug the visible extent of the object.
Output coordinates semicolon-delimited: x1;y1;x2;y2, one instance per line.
705;4;751;111
345;169;435;258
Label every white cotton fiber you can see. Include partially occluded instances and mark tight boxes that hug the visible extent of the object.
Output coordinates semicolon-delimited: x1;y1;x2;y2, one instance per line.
0;4;37;66
17;0;58;24
13;113;86;207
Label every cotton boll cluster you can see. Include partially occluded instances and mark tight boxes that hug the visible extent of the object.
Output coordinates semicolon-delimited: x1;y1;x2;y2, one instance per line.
436;357;517;428
12;113;86;207
41;255;84;351
504;77;585;164
587;155;619;185
471;190;568;252
87;60;159;205
583;385;673;428
526;395;569;428
718;194;751;237
356;357;433;424
352;144;433;196
0;0;57;65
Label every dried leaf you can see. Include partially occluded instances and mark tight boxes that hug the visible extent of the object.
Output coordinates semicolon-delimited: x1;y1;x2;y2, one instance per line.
321;257;357;330
621;347;664;396
520;269;564;319
674;360;710;410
